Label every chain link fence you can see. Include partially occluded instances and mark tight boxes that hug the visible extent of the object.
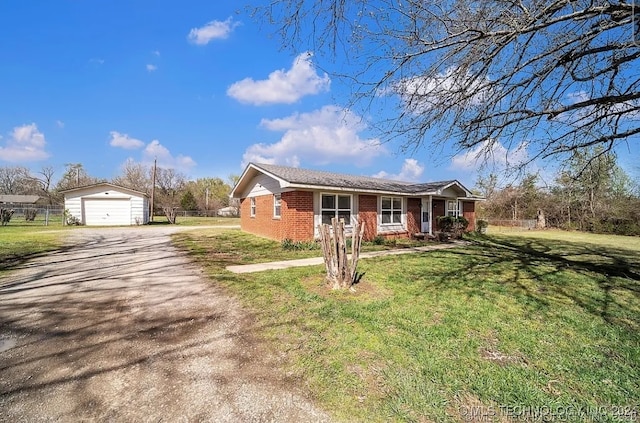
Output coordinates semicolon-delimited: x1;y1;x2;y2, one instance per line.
487;219;537;232
0;206;65;226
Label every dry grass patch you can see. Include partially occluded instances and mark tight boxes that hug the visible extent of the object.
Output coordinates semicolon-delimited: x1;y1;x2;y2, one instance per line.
300;274;392;301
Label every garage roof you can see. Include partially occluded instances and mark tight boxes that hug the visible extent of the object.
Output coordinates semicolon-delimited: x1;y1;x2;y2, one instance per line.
59;182;148;197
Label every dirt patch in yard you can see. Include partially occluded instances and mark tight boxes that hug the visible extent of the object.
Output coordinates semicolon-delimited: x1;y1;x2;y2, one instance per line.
300;274;392;301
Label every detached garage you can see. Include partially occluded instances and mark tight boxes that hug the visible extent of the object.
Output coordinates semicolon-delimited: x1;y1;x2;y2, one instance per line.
62;183;149;226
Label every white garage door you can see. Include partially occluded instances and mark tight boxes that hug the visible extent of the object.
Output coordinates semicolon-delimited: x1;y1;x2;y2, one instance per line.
83;199;131;226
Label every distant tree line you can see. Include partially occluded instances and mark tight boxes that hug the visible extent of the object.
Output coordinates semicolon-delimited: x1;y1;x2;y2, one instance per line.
0;160;239;217
476;148;640;236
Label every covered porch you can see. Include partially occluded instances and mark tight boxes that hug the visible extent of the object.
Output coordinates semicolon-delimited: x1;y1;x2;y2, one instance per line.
407;196;477;237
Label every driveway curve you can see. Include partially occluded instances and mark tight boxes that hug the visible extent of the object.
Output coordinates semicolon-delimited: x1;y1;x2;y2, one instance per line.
0;226;330;422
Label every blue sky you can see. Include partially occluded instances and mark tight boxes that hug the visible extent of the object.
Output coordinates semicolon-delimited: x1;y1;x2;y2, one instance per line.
0;1;637;188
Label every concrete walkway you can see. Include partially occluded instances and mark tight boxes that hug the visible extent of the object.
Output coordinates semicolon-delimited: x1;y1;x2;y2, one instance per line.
226;241;468;274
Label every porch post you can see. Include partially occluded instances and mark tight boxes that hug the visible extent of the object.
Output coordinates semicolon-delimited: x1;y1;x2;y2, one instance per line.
428;195;433;236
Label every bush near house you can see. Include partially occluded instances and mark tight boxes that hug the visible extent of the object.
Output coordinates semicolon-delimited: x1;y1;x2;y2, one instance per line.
437;215;469;239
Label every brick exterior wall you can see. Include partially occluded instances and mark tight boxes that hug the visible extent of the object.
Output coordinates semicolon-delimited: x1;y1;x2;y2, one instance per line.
240;191;314;241
358;195;378;241
240;191;477;241
462;201;476;232
432;199;446;232
406;198;421;235
281;191;314;241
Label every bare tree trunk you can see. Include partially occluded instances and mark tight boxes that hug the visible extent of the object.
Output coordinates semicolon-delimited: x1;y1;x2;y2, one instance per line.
163;207;178;224
318;217;364;290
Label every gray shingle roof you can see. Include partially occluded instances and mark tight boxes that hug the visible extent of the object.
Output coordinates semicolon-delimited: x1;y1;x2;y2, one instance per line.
0;195;41;204
253;163;460;194
58;182;148;197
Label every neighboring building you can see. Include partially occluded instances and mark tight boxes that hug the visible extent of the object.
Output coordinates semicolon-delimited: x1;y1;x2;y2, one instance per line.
61;183;149;226
0;195;44;206
217;206;238;217
230;163;483;242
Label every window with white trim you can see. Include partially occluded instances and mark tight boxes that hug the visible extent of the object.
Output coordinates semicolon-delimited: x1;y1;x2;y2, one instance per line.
273;194;281;218
447;200;458;217
250;197;256;217
381;196;402;224
321;194;351;225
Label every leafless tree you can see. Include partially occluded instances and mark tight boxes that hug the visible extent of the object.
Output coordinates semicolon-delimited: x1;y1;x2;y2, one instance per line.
54;163;100;192
259;0;640;169
112;159;152;194
155;167;186;208
35;166;55;193
0;166;30;194
26;166;56;204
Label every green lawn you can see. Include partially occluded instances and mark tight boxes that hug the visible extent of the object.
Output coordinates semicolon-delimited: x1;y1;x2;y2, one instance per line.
151;216;240;226
174;229;640;422
0;226;68;273
0;217;239;273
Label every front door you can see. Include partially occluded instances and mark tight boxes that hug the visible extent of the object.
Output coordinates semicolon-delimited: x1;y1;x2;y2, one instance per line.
421;198;430;233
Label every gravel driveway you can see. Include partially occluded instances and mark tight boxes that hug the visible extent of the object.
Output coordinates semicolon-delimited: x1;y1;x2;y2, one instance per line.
0;226;330;422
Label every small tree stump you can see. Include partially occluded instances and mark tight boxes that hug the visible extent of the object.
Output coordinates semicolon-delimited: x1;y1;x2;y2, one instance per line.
318;217;364;290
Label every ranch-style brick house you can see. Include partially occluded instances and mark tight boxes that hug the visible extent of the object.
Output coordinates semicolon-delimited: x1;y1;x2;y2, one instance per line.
230;163;483;242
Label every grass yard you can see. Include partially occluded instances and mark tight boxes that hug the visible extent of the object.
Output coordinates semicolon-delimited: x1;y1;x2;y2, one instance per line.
0;226;67;273
150;216;240;226
0;217;239;273
174;229;640;422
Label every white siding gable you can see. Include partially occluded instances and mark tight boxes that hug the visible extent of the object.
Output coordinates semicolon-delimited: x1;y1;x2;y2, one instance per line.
440;186;466;198
243;174;285;198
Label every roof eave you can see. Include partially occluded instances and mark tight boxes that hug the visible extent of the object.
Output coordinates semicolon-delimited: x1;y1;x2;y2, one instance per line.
230;163;291;198
287;183;417;196
59;182;148;197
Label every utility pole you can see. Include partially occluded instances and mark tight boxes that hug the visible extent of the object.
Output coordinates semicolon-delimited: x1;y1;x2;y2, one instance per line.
205;187;210;216
150;158;157;222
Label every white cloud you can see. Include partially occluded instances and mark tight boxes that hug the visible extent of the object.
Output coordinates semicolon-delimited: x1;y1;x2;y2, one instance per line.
242;105;384;167
109;131;145;150
0;123;50;162
566;90;590;104
152;50;160;57
373;159;425;182
450;139;529;172
188;17;240;45
143;140;196;170
227;52;330;105
56;120;64;128
146;64;157;72
395;66;490;114
109;131;195;171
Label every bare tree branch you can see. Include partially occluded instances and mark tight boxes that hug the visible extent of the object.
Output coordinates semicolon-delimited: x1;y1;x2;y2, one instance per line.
257;0;640;169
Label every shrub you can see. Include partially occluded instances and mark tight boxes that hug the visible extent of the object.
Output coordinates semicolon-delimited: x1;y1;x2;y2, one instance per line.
476;219;488;234
437;215;469;239
24;208;37;222
384;238;397;247
437;215;456;232
1;208;14;226
457;216;469;230
64;209;82;226
372;235;385;245
281;238;320;251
